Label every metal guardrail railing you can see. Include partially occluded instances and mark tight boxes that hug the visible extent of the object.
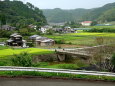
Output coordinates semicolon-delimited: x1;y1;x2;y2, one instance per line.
0;66;115;77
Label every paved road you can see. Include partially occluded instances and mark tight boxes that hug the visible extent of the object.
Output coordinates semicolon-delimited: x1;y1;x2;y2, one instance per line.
0;78;115;86
0;66;115;77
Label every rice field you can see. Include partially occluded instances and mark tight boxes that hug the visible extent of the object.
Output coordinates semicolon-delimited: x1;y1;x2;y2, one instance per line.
45;32;115;46
0;48;54;58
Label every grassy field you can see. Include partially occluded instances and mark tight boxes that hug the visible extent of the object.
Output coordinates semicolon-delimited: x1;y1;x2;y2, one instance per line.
45;32;115;46
88;25;115;29
0;47;54;58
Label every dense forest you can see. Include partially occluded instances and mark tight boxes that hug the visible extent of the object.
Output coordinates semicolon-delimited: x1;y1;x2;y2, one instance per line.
0;0;47;28
42;2;115;23
42;8;91;23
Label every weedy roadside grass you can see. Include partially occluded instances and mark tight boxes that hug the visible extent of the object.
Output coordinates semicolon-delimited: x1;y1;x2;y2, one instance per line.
0;71;115;81
33;63;79;69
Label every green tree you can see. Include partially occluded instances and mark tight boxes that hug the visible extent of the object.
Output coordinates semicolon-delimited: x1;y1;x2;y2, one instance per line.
111;53;115;72
0;14;6;26
19;28;30;36
0;0;47;28
46;29;54;35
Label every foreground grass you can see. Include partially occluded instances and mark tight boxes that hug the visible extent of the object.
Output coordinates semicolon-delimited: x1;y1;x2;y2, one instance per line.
0;71;115;81
0;48;54;58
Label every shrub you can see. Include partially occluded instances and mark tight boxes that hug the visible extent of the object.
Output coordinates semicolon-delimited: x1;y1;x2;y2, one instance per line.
111;53;115;66
111;53;115;72
11;52;32;67
55;39;65;44
26;42;35;47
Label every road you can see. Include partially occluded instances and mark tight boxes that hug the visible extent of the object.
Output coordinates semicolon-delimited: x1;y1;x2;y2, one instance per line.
0;66;115;77
0;78;115;86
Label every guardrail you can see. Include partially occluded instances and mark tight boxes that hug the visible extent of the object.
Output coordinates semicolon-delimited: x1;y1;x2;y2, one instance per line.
0;66;115;77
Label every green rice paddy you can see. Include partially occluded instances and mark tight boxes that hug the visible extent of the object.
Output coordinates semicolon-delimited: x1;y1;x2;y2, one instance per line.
0;48;54;58
45;32;115;46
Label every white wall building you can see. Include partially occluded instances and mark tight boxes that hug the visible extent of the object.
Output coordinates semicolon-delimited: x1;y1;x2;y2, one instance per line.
81;21;92;26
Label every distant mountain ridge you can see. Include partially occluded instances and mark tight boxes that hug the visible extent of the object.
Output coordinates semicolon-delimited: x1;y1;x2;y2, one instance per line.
42;2;115;23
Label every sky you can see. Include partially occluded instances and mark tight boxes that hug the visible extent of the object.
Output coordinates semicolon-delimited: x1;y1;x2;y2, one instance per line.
20;0;115;9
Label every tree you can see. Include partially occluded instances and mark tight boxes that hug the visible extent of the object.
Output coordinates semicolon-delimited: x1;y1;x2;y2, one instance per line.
0;14;6;26
91;21;97;26
0;30;13;38
0;1;47;28
46;29;54;35
111;53;115;72
19;28;30;36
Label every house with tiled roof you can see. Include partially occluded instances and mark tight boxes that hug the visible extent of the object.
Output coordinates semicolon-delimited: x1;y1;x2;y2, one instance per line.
81;21;92;26
7;33;26;47
30;35;55;46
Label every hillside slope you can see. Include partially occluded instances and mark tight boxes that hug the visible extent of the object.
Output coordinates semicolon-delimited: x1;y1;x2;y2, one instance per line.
42;2;115;23
0;1;47;27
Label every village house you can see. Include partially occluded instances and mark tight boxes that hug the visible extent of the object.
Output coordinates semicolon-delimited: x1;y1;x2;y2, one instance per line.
54;28;63;33
54;27;76;33
7;33;26;47
39;25;53;33
30;35;55;46
63;26;76;33
0;42;6;46
0;25;16;31
81;21;92;26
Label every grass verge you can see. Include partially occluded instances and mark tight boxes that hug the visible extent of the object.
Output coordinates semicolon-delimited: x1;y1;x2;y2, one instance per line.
0;71;115;81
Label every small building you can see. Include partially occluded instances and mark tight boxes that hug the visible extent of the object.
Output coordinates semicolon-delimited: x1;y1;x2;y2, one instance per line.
39;27;47;33
81;21;92;26
0;25;16;31
7;33;26;47
0;42;6;46
30;35;55;46
54;28;63;33
30;35;42;40
40;25;53;33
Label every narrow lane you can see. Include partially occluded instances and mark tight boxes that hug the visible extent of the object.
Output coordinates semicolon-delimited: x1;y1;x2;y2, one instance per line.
0;78;115;86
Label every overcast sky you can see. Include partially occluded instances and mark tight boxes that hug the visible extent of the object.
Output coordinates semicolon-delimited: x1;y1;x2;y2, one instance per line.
20;0;115;9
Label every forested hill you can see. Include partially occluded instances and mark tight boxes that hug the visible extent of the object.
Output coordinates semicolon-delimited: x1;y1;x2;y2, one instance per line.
42;8;91;23
0;0;47;28
42;2;115;23
83;2;115;22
